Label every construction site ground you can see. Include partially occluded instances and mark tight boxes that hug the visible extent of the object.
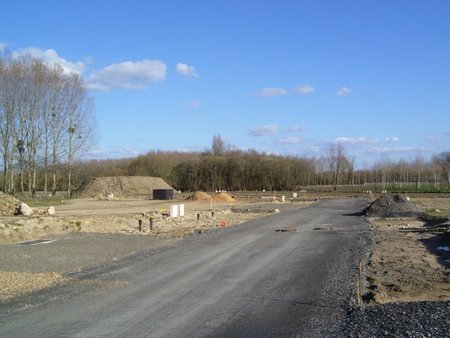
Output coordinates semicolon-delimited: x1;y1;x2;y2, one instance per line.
0;192;449;309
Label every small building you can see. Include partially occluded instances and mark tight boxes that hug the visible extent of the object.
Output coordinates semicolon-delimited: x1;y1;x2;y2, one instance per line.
153;189;174;200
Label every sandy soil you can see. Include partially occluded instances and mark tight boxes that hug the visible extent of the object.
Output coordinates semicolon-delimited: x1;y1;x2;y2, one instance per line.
363;197;450;304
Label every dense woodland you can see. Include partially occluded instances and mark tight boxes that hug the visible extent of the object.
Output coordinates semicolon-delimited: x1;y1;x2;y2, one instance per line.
1;57;449;196
76;144;450;193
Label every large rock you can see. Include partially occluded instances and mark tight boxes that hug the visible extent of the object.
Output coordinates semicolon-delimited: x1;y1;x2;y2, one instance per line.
366;194;421;218
47;206;56;216
19;203;34;216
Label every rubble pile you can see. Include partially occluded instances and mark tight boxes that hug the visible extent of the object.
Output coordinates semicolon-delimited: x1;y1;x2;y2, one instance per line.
0;194;21;216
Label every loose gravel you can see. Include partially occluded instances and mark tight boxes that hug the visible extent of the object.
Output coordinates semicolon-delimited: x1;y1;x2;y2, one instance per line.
341;301;450;337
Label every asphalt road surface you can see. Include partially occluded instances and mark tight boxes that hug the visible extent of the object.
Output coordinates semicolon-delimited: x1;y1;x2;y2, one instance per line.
0;199;370;337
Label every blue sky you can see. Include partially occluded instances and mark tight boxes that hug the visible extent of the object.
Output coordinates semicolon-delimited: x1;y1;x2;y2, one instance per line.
1;0;449;168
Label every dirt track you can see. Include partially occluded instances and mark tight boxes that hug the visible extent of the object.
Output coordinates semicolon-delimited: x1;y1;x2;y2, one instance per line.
0;195;307;301
0;193;449;306
0;199;371;337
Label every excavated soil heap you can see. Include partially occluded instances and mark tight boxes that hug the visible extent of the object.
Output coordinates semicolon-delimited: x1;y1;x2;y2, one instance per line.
366;194;421;218
0;194;21;216
186;192;212;201
77;176;174;198
211;192;235;203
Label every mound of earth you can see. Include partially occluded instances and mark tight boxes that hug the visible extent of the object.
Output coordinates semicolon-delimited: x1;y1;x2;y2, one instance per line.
76;176;174;198
366;194;421;218
186;192;211;201
212;192;235;203
0;194;21;216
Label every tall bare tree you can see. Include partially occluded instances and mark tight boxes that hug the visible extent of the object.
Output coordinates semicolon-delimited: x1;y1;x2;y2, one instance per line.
211;134;225;156
0;55;96;196
327;143;348;190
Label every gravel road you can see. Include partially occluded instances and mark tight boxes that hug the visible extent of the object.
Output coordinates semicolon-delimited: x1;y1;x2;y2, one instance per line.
0;199;448;337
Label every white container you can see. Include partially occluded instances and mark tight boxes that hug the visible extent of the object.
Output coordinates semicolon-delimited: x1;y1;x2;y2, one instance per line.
170;205;178;218
178;204;185;217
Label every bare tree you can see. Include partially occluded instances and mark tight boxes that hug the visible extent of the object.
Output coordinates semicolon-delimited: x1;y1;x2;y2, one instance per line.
434;151;450;188
328;143;348;190
64;73;96;197
211;135;225;156
0;55;96;196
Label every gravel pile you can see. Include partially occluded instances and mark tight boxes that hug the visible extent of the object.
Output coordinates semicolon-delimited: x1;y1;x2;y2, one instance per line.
342;301;450;337
366;194;421;218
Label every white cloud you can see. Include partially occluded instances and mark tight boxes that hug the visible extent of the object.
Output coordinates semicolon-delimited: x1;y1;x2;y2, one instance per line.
175;63;198;77
277;136;301;144
294;84;315;95
12;47;86;74
335;136;376;145
384;136;399;142
183;100;200;108
257;87;288;97
87;60;166;90
336;86;352;96
285;125;306;132
248;124;278;137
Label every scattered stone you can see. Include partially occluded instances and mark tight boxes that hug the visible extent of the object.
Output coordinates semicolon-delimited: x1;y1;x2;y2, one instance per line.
19;203;34;216
47;206;56;216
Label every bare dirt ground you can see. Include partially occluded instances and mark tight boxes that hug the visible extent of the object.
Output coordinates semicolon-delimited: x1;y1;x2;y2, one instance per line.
0;193;311;301
1;192;449;307
363;196;450;304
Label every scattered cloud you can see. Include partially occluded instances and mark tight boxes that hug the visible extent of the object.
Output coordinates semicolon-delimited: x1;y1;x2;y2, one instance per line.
12;47;87;74
248;124;278;137
294;84;315;95
336;86;352;96
285;125;306;133
183;100;200;108
277;136;301;145
384;136;399;142
87;60;167;90
257;87;288;97
175;63;198;77
335;136;375;145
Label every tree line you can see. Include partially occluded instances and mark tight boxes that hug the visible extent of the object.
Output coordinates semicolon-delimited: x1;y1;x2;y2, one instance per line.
0;55;96;196
76;138;450;193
